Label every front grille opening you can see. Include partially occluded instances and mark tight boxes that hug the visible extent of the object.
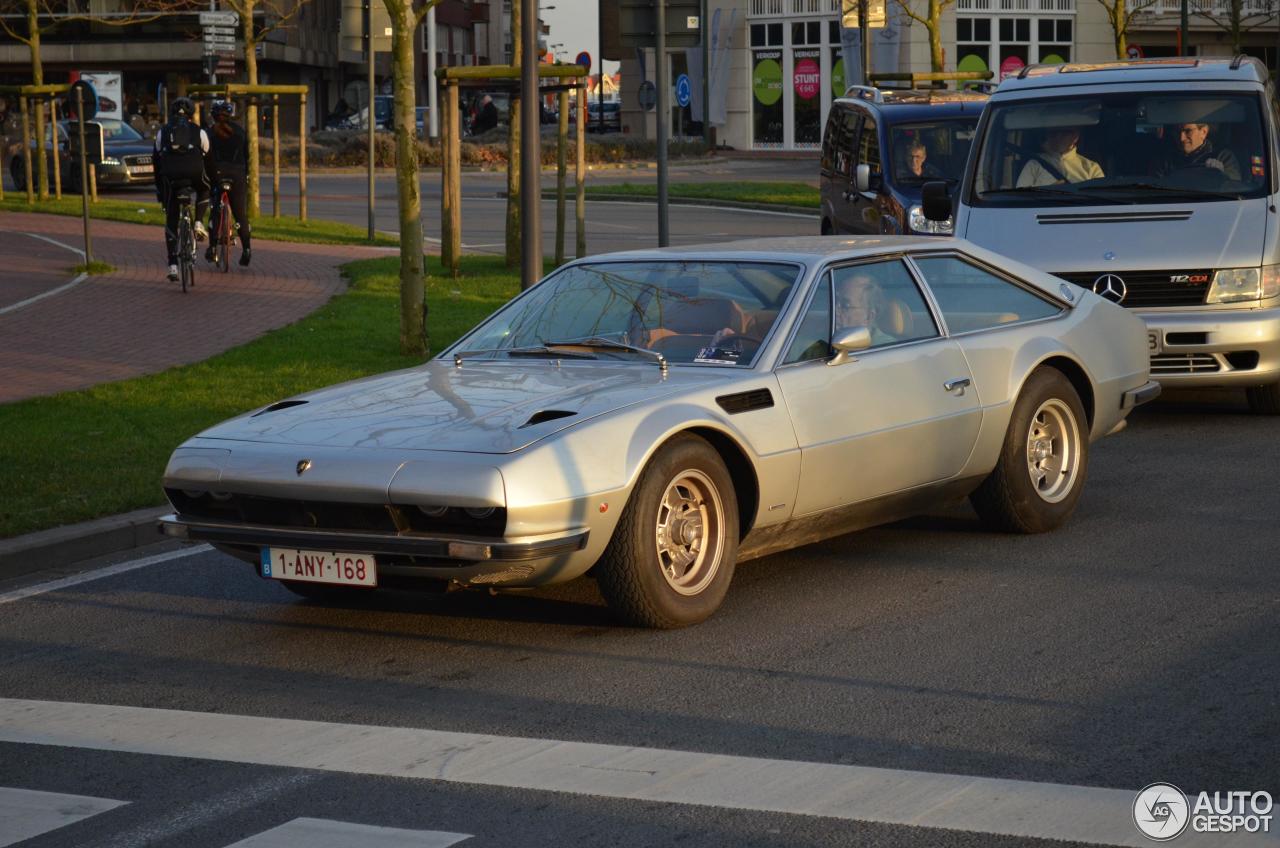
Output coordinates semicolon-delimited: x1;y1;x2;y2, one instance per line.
167;489;507;538
1150;353;1221;374
1165;332;1208;346
1056;270;1211;308
1225;351;1260;371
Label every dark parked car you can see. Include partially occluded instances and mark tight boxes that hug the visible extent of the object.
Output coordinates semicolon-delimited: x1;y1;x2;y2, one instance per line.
820;88;987;237
9;117;154;192
585;100;622;133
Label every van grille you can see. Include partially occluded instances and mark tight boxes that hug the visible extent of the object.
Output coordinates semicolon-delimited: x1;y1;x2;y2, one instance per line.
1055;270;1210;308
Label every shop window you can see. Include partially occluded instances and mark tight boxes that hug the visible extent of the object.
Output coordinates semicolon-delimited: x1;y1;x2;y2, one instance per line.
793;46;823;147
752;49;785;148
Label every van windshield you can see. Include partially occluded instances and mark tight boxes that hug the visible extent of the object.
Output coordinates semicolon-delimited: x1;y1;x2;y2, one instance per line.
890;119;978;184
973;91;1269;204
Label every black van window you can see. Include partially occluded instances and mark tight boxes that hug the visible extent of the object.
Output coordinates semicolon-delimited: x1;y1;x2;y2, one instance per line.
859;114;881;174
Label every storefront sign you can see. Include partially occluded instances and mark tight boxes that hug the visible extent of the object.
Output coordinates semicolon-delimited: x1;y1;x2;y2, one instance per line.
793;57;820;100
752;53;783;106
999;55;1025;80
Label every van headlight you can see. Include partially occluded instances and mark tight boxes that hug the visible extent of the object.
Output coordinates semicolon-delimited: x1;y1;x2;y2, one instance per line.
1206;266;1280;303
908;205;953;235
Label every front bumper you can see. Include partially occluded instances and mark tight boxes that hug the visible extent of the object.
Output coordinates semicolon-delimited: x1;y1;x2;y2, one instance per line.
157;513;589;563
1121;380;1162;409
1139;304;1280;388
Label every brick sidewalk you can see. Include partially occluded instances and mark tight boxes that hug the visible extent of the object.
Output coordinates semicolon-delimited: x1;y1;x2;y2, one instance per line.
0;211;392;404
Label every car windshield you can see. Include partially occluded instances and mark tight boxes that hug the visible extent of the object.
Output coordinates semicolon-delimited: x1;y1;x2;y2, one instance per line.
890;119;978;183
55;118;142;142
453;261;803;366
974;91;1269;204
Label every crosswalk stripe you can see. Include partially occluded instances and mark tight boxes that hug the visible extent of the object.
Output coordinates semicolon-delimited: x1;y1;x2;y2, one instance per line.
226;817;470;848
0;698;1274;848
0;786;126;848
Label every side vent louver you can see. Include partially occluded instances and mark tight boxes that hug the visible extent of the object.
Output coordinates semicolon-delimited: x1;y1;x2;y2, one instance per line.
251;400;309;417
716;389;774;415
519;409;576;428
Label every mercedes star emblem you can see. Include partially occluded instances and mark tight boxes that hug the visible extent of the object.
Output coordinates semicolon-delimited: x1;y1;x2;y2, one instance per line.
1092;274;1127;304
296;459;312;476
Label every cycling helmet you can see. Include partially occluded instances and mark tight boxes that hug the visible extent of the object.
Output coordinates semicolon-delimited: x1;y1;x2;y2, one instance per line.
211;99;235;119
170;97;195;118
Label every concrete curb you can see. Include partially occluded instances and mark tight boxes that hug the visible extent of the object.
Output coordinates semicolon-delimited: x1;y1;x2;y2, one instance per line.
541;192;818;217
0;506;169;581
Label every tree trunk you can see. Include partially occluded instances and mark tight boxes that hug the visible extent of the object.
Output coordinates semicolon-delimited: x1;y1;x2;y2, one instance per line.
386;0;427;357
243;2;261;219
1114;0;1128;58
27;0;48;200
505;0;521;269
928;0;944;72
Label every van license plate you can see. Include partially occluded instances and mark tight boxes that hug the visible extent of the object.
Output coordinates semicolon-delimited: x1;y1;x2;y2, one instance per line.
260;548;377;586
1147;330;1162;355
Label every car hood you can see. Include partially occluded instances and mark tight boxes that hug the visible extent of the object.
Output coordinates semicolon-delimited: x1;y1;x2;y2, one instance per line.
105;139;153;155
958;198;1268;273
196;360;734;454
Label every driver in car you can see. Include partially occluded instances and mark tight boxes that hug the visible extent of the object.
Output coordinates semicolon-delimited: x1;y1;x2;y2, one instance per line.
1156;122;1241;181
1016;127;1104;187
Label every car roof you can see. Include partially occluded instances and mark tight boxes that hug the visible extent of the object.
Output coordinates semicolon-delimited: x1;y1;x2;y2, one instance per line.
572;236;963;264
995;56;1270;93
835;89;988;121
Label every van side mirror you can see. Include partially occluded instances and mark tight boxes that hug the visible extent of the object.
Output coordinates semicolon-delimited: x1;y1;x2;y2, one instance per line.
828;326;873;366
855;163;872;193
922;181;952;222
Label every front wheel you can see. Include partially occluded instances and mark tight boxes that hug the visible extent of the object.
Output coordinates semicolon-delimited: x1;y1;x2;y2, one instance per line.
595;434;738;628
970;368;1089;534
1246;382;1280;415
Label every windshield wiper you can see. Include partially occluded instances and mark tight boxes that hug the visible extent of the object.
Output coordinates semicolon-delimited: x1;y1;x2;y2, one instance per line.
542;337;669;372
1088;182;1244;201
980;185;1127;204
452;344;598;365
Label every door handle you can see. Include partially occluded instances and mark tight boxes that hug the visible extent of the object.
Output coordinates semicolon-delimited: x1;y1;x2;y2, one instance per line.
944;377;972;395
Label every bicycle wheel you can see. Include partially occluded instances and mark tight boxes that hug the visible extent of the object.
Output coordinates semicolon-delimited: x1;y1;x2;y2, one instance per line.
217;195;231;274
177;214;191;293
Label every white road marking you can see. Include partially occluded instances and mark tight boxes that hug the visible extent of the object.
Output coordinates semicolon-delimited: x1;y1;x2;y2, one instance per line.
0;273;89;317
227;817;470;848
0;698;1270;847
0;545;212;605
16;231;87;258
0;786;126;847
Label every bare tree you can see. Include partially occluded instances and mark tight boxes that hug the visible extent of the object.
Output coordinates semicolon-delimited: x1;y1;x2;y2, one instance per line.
1091;0;1161;59
219;0;314;217
0;0;181;199
1191;0;1277;53
505;0;521;269
893;0;955;72
381;0;442;356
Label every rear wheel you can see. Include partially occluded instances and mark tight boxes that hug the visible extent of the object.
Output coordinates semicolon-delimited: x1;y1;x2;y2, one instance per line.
216;197;232;273
595;434;738;628
177;215;194;293
970;368;1089;534
1246;382;1280;414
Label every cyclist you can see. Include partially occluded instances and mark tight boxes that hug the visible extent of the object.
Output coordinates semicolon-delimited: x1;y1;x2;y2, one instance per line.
154;96;211;282
205;99;252;267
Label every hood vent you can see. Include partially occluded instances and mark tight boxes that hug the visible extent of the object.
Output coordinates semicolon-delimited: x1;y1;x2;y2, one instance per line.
716;389;774;415
519;409;577;428
1037;211;1192;225
251;400;309;417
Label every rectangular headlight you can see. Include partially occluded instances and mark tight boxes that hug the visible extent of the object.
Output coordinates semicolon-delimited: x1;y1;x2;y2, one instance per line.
1207;268;1262;304
908;205;953;235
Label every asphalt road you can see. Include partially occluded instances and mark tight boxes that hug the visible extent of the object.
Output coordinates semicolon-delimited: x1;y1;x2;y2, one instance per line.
1;391;1277;847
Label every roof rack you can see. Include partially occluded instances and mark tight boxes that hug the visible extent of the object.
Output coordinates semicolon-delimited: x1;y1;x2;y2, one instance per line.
843;85;883;102
1230;53;1247;70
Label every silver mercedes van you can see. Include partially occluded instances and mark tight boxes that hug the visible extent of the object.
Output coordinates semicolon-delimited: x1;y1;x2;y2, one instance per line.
935;57;1280;412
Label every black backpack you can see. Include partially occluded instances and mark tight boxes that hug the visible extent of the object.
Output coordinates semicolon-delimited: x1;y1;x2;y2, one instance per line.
159;118;204;181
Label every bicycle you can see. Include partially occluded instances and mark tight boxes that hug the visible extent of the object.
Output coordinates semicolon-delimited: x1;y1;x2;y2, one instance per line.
168;181;198;293
209;177;235;274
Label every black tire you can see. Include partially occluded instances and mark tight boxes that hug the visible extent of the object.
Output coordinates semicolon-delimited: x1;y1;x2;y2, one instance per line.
1246;382;1280;414
970;368;1089;534
595;434;739;628
178;218;194;293
821;217;834;235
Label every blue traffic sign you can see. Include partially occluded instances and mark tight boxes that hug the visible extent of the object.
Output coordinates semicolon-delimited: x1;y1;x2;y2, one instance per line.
675;74;691;108
576;51;592;71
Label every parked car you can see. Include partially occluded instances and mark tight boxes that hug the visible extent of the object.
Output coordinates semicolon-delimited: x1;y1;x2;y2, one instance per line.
924;57;1280;412
9;117;154;192
159;236;1156;627
821;87;987;237
585;100;621;133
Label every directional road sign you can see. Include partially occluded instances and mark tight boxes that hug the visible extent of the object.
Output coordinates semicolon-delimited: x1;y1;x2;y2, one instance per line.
675;73;691;108
204;25;236;36
199;10;239;27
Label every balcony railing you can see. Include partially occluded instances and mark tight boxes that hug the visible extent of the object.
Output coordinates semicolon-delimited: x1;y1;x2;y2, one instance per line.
747;0;839;18
1136;0;1275;15
956;0;1077;12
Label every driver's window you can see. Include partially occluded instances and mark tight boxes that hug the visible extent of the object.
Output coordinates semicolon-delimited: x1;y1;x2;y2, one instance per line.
783;275;832;364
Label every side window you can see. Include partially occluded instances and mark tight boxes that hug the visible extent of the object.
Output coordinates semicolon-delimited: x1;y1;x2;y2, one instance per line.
834;107;859;178
831;260;938;348
859;114;881;175
912;256;1062;334
821;108;842;173
783;274;832;364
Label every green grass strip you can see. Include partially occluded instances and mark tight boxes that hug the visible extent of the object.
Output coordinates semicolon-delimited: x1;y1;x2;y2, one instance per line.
584;181;819;209
0;195;399;247
0;255;523;539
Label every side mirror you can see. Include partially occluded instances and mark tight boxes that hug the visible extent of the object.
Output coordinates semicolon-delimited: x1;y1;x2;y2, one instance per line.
855;163;871;193
922;181;952;222
828;326;873;366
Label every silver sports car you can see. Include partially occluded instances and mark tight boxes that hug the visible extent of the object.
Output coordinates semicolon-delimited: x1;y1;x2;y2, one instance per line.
159;237;1158;627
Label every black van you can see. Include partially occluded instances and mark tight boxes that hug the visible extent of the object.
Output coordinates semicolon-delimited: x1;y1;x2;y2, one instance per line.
820;88;987;236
